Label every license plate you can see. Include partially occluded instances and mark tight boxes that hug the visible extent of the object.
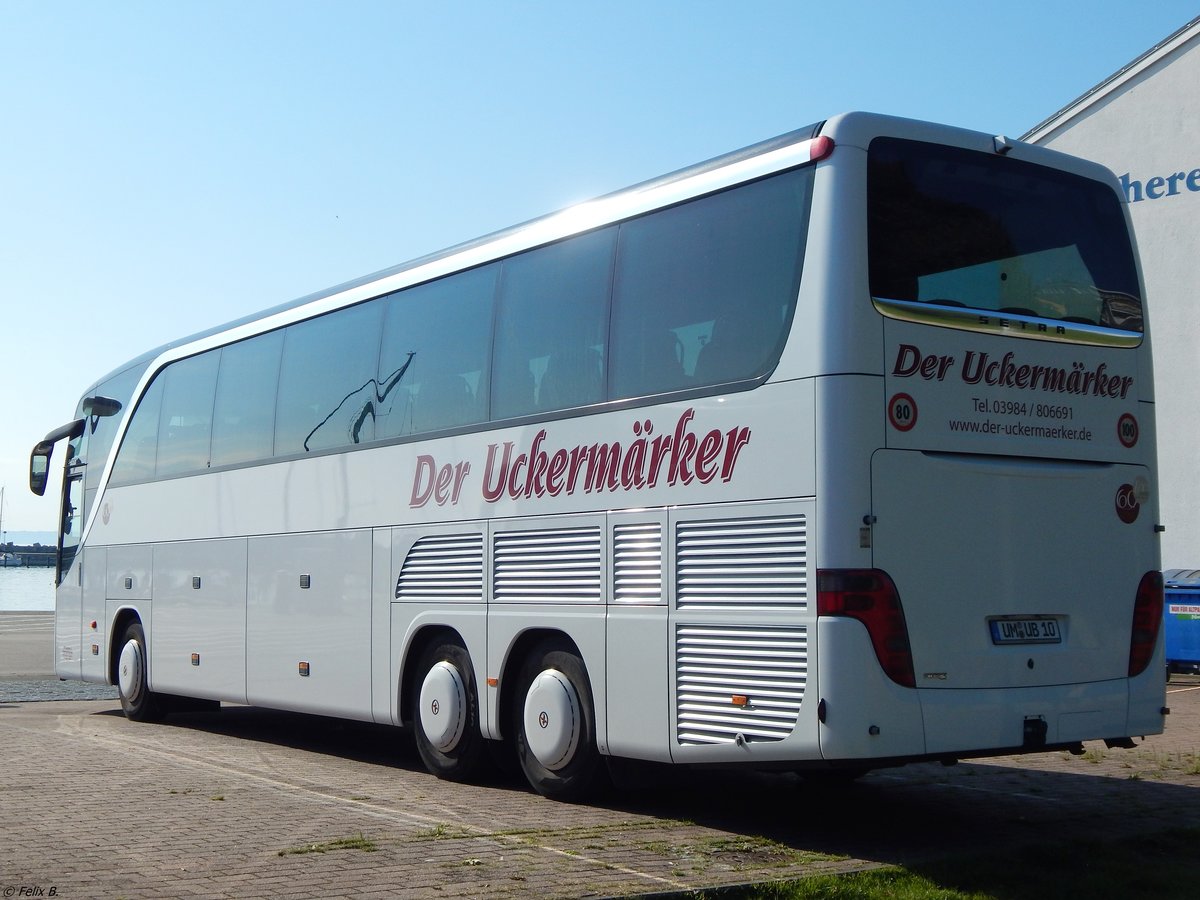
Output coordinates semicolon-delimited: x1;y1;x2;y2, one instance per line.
989;617;1061;645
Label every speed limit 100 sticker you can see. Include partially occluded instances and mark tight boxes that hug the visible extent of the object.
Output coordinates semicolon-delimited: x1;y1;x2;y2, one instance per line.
1117;413;1139;448
888;393;918;432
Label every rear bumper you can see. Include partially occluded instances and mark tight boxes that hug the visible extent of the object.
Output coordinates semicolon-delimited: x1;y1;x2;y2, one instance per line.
816;617;1166;763
920;679;1131;755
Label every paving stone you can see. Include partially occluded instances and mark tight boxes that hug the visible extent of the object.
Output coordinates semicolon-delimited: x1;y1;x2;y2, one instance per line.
2;613;1198;899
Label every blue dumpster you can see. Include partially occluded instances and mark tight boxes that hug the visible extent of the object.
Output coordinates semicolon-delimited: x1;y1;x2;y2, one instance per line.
1164;569;1200;674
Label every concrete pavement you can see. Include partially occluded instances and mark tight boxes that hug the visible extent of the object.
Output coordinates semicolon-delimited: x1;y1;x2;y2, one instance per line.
0;612;117;701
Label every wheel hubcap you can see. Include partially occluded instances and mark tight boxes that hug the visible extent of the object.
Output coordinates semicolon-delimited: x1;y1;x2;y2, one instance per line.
419;661;466;752
118;638;143;704
523;669;580;771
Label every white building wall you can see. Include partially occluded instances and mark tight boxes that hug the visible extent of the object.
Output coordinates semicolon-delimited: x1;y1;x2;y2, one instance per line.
1026;23;1200;568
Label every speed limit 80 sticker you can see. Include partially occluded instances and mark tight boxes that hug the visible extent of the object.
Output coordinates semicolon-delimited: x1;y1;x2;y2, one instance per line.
1117;412;1139;448
888;393;918;432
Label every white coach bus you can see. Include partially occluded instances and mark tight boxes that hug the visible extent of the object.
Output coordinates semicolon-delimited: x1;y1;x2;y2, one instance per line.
31;112;1165;800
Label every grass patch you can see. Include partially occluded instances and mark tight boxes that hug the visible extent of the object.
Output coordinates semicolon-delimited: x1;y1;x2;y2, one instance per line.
710;828;1200;900
641;833;841;876
730;868;990;899
278;833;379;856
414;822;474;840
1148;749;1200;776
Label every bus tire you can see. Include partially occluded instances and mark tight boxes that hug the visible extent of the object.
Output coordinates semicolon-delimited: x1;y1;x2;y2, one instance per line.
412;640;487;782
116;622;166;722
513;642;605;802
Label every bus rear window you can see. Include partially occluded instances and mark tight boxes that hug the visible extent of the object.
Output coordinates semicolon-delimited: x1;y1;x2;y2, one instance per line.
868;137;1142;334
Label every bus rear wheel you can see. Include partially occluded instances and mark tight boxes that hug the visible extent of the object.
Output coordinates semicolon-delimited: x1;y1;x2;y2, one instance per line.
513;642;605;802
117;622;166;722
412;640;487;782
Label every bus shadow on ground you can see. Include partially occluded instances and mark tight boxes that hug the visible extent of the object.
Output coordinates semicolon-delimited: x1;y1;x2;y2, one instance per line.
97;702;1200;872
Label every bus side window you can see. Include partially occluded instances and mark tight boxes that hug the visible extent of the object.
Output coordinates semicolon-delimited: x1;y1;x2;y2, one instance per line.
641;330;686;392
414;374;476;433
80;367;140;497
110;377;165;485
156;351;220;477
492;354;537;420
610;167;811;396
211;331;284;467
492;228;614;418
377;264;495;438
539;346;603;412
274;301;383;455
693;306;782;386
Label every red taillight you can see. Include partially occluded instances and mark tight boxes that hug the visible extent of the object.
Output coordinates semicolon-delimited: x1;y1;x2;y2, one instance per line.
817;569;915;688
1129;570;1164;677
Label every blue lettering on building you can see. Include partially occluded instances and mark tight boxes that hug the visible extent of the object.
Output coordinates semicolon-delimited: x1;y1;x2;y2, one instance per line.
1120;169;1200;202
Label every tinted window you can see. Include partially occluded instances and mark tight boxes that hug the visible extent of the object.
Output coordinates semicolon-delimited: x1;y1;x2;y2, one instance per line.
106;162;820;485
76;365;144;496
274;301;384;454
377;265;496;437
868;137;1142;331
492;227;616;419
110;376;164;485
156;351;220;477
211;331;283;467
610;169;811;395
58;472;84;584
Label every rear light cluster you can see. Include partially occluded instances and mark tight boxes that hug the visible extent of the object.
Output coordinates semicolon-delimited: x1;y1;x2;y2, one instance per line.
817;569;915;688
1128;570;1164;677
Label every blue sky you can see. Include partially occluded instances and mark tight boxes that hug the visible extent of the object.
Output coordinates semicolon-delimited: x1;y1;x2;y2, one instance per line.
1;1;1196;532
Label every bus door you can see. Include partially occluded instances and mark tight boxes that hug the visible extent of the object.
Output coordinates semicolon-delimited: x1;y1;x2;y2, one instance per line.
31;417;100;681
54;450;86;679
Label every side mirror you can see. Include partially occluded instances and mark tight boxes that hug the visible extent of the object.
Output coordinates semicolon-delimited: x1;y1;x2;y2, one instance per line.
29;440;53;496
83;395;122;418
29;418;85;497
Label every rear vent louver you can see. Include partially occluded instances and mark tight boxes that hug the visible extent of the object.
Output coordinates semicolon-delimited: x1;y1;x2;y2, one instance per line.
676;515;807;609
395;533;484;602
493;526;602;602
676;624;807;745
613;523;663;603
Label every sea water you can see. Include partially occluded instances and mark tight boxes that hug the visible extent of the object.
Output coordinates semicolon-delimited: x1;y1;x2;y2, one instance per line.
0;567;55;611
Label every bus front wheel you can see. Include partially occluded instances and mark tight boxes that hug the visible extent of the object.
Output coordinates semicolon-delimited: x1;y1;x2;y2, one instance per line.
117;622;165;722
513;642;605;802
412;640;487;782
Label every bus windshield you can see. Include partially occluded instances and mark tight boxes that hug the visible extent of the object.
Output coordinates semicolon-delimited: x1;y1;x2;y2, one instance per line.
868;137;1143;333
